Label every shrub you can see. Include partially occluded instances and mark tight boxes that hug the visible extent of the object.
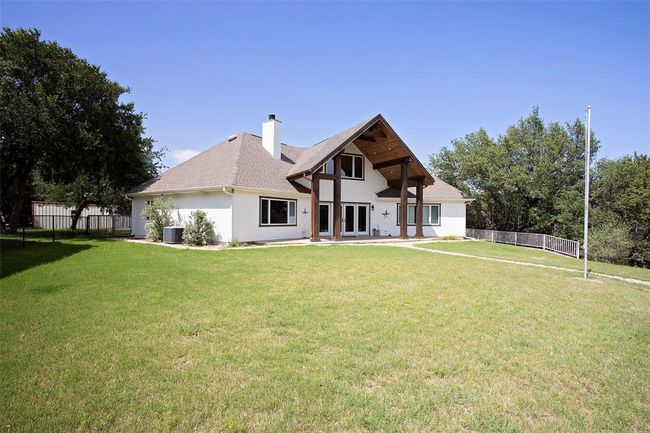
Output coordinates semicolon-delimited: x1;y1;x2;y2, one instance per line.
141;197;176;241
588;220;633;264
228;238;239;248
182;210;215;245
442;235;458;240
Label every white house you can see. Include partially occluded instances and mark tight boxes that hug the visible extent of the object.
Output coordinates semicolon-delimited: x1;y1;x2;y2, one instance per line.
128;114;471;242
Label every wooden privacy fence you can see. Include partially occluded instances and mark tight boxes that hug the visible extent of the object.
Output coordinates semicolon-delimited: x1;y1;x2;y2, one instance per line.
466;228;580;258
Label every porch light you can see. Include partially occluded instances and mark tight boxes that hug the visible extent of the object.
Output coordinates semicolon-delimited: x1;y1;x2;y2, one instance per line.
302;208;308;215
371;204;374;211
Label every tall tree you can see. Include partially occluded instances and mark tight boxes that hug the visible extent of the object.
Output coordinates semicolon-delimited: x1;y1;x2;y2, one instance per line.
429;107;598;237
590;154;650;266
0;27;163;232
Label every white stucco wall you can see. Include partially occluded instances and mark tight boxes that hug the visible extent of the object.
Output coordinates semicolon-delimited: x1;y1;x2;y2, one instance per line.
308;142;467;238
372;199;467;238
318;143;387;203
130;141;467;242
231;190;311;242
131;190;232;242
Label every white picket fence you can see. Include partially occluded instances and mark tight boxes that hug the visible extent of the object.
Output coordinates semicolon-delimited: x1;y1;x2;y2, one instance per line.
466;228;580;258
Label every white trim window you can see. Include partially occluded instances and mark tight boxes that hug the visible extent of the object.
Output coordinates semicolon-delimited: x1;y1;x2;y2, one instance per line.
397;203;441;226
318;154;364;179
260;197;297;226
341;154;363;179
318;159;335;174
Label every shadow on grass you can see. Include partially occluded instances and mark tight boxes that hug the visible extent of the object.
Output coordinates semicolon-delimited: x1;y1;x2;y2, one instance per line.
13;228;131;241
0;239;95;279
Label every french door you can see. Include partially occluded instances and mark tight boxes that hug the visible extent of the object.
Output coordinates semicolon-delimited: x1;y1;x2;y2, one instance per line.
341;203;369;236
319;203;331;236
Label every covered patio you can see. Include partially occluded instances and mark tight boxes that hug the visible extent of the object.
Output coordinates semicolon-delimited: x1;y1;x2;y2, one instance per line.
287;114;434;242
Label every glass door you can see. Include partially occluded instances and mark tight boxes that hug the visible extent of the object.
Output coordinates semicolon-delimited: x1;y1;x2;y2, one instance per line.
319;204;330;236
340;204;369;236
342;204;356;236
356;204;369;236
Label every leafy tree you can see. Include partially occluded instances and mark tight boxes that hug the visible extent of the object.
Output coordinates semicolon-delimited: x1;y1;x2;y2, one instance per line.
588;220;634;264
141;197;176;242
429;107;598;237
182;210;216;245
0;27;163;232
429;107;650;267
591;154;650;266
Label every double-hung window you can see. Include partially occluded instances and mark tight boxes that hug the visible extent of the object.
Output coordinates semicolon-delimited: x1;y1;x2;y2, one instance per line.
260;197;297;226
397;203;440;226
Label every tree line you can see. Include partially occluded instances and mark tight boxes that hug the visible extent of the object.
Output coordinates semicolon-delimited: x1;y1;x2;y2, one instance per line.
0;27;163;233
429;108;649;267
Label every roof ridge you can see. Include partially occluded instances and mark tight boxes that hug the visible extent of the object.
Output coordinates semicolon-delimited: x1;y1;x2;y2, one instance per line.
309;114;378;148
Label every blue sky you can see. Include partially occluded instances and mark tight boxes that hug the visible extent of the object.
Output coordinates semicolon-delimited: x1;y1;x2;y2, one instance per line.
3;1;649;168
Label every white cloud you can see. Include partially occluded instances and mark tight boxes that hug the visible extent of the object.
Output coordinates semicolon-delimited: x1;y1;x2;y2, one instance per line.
171;149;200;164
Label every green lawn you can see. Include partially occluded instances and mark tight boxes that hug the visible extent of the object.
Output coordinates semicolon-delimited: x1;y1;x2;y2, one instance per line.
1;239;649;432
419;240;650;282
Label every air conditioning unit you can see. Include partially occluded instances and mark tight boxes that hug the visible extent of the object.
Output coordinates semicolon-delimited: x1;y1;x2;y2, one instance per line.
163;226;184;244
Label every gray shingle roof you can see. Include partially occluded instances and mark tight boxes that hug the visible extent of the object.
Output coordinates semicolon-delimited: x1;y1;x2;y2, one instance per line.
376;187;416;199
128;133;308;195
129;116;466;201
376;177;470;200
424;177;470;200
287;115;378;178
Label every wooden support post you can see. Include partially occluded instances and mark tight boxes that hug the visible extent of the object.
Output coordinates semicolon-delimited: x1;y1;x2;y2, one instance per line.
310;172;320;242
332;154;342;240
415;181;424;239
400;159;408;239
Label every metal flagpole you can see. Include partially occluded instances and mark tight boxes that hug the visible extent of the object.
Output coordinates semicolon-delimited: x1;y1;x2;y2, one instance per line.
583;105;592;280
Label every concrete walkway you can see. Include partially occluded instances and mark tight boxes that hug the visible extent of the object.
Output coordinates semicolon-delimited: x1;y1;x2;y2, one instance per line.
403;244;650;288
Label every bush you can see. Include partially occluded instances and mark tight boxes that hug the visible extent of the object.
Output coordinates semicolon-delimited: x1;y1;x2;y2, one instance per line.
228;238;238;248
182;210;215;245
588;221;633;264
141;197;176;241
442;235;458;240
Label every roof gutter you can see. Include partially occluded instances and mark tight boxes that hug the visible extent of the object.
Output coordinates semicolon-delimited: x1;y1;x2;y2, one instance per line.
127;184;309;198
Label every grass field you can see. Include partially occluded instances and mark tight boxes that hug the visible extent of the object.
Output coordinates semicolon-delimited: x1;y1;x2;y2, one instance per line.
419;240;650;282
1;238;649;432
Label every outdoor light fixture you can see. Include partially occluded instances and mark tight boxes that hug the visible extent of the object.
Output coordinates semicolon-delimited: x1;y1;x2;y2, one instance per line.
381;210;390;218
302;208;308;215
371;204;375;211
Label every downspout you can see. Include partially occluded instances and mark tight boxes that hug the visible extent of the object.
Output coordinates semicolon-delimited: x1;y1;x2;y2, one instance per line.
222;187;234;243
